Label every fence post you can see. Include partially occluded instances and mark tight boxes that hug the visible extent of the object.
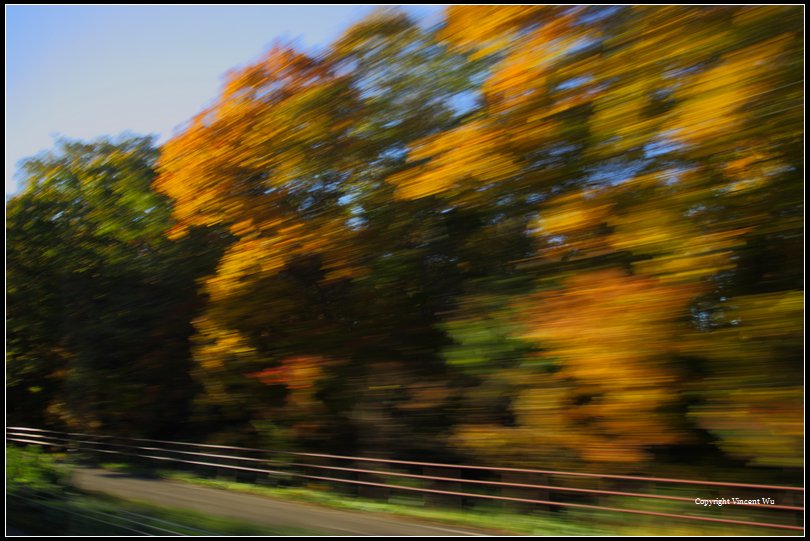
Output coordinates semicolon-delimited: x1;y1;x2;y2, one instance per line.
501;470;530;513
425;466;463;509
356;460;389;502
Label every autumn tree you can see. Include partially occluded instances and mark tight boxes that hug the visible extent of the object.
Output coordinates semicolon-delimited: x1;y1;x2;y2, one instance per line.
154;10;503;455
402;6;804;469
11;6;800;476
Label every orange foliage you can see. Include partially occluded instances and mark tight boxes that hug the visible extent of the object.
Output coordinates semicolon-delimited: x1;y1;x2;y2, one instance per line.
155;46;355;237
150;6;803;468
513;269;696;462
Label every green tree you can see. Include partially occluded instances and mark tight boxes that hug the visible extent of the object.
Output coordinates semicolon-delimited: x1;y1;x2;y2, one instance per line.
7;135;225;437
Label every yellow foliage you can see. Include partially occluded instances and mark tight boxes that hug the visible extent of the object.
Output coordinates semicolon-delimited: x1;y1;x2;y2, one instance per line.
440;6;549;54
155;46;354;233
537;194;611;235
691;387;803;467
676;290;803;467
487;269;698;463
390;122;518;200
668;34;793;148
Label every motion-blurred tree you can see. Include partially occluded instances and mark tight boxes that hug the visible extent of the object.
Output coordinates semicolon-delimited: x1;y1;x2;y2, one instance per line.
9;6;802;475
7;135;225;437
410;6;803;469
155;11;498;455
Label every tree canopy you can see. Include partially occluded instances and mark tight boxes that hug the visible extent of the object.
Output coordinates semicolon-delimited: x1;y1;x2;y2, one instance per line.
7;7;803;475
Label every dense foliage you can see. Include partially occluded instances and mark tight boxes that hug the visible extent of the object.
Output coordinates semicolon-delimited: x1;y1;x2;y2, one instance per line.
7;7;803;477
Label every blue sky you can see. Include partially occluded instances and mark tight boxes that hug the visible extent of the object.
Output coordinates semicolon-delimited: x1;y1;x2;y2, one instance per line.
6;5;444;195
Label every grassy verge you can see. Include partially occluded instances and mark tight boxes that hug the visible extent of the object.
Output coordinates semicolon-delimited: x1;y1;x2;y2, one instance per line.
98;461;799;536
7;444;68;494
6;446;320;536
154;471;600;535
20;450;799;536
8;491;321;536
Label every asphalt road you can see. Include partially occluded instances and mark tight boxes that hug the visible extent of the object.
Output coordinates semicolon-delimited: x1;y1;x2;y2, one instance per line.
71;467;502;536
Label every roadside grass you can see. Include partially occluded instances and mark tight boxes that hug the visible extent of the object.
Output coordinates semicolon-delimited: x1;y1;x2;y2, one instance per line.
6;446;321;536
8;488;322;536
101;462;798;536
16;449;799;536
144;469;600;536
7;444;68;494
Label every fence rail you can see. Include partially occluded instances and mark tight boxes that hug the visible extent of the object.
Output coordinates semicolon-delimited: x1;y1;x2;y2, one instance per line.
7;426;804;533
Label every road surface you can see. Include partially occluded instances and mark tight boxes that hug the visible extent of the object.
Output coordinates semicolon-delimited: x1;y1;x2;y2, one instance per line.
71;467;504;536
